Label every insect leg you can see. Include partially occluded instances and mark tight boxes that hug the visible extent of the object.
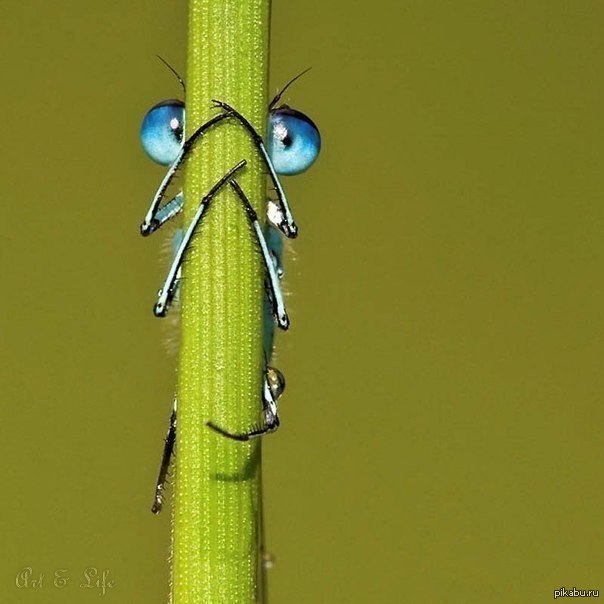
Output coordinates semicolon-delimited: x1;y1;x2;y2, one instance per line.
151;399;177;515
140;113;230;236
154;160;247;317
206;372;281;442
211;100;298;239
229;180;289;330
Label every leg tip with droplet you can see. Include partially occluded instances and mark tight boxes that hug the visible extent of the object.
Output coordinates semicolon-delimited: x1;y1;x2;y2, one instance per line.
278;313;290;331
140;219;160;237
153;302;167;318
286;223;299;239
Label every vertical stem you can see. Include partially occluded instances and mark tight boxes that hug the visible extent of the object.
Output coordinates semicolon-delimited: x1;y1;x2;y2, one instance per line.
172;1;270;602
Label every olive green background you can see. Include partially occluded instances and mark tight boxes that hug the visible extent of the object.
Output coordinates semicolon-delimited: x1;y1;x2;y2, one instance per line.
1;1;602;602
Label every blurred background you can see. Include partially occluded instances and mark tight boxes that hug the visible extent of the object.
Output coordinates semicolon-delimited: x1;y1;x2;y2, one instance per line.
1;1;603;602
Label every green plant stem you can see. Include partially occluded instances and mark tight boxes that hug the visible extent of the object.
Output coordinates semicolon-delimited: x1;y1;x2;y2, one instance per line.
172;1;270;602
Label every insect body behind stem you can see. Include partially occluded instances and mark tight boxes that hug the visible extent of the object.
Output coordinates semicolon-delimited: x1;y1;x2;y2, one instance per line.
140;70;321;512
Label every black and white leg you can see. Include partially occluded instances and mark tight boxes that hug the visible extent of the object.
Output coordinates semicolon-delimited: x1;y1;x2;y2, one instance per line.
151;399;177;515
229;180;289;330
140;102;300;240
211;99;298;239
140;113;231;236
147;191;184;234
153;160;247;317
206;367;284;442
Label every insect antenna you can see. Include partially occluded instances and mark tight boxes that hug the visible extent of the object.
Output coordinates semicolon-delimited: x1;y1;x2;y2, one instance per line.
269;67;312;110
156;54;186;95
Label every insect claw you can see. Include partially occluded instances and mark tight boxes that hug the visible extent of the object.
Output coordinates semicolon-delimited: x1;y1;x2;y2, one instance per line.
278;312;290;331
211;99;230;113
151;495;163;515
140;218;159;237
281;221;298;239
154;300;168;318
206;421;251;442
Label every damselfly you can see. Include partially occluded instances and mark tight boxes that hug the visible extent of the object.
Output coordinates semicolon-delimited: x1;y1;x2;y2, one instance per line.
139;59;321;513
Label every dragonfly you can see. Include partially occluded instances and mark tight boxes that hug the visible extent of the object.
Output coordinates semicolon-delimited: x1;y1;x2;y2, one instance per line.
139;59;321;513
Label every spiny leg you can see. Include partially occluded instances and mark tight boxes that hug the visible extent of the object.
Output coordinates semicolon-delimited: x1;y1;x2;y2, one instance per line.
211;99;298;239
229;179;289;330
154;160;247;317
151;400;177;515
140;113;230;236
206;367;284;442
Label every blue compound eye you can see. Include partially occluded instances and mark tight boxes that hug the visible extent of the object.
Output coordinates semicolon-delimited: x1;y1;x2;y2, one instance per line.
267;107;320;176
140;100;185;165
